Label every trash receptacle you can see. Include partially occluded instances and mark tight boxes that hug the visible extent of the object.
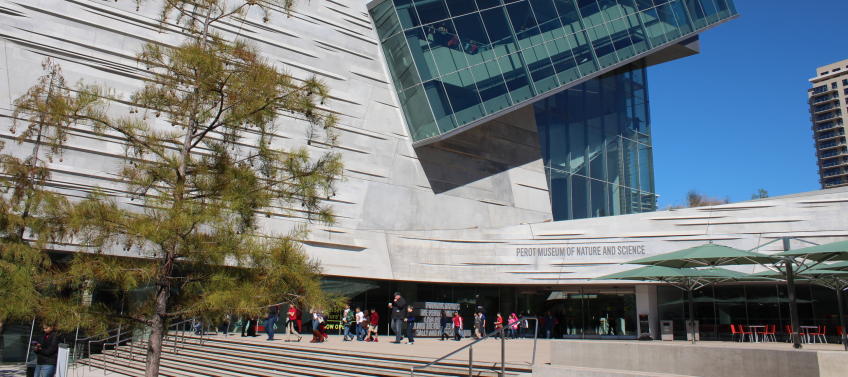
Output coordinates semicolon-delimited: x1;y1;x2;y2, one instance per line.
661;320;673;341
686;320;700;341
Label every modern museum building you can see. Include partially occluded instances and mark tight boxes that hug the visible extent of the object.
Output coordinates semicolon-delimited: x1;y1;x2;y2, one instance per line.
2;0;848;360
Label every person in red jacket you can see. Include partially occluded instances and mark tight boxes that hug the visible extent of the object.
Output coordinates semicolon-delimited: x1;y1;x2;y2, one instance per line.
452;312;463;341
286;305;302;342
367;308;380;342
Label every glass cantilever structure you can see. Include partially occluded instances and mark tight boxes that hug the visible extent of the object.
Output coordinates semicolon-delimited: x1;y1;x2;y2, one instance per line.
368;0;737;220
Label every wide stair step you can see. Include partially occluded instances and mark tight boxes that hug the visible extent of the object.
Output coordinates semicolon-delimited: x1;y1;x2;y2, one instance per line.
79;334;531;377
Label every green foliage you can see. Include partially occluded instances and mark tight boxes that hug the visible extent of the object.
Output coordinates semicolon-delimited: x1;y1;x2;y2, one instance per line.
0;60;104;332
752;188;769;200
4;4;344;373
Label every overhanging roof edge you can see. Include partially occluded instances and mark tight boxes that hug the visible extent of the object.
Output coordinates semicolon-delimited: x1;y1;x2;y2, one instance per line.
411;14;739;148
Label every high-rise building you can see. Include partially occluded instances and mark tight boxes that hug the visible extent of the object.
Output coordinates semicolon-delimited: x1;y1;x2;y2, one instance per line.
809;59;848;189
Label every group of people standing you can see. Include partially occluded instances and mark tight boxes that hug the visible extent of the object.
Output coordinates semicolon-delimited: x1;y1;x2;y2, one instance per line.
339;292;417;344
339;305;381;342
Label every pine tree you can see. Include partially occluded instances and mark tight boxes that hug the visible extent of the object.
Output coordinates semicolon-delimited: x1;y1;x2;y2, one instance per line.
7;1;342;375
0;60;105;334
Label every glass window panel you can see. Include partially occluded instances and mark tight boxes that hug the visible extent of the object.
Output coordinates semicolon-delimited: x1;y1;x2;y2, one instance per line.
554;0;584;34
405;28;439;82
598;0;623;21
590;179;607;217
638;143;653;193
397;85;439;140
571;174;589;219
568;31;599;75
423;80;457;132
606;137;620;185
616;0;638;15
586;24;618;68
526;46;559;93
669;0;694;34
640;7;668;48
684;0;707;29
414;0;450;25
394;0;421;29
427;19;470;75
626;13;650;53
498;53;536;103
471;60;513;113
529;0;564;40
445;0;478;17
453;13;493;65
699;0;720;23
608;183;621;216
549;171;571;219
372;1;403;40
383;32;421;90
655;3;682;41
507;1;543;50
608;18;636;60
481;7;520;57
569;121;586;175
441;69;486;124
547;39;581;84
588;122;604;181
635;0;654;10
576;0;604;27
475;0;502;10
622;137;637;189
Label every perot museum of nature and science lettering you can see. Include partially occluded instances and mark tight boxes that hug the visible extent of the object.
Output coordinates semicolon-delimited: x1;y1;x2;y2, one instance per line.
2;0;848;359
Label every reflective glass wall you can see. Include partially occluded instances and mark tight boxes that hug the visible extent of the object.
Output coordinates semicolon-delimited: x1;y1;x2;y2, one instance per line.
534;62;655;220
369;0;738;142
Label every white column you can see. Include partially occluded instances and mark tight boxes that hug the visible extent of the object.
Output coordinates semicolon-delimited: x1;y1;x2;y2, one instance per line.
635;285;659;339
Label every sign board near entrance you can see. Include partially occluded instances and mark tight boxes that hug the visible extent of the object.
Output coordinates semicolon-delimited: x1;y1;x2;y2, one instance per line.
514;244;647;257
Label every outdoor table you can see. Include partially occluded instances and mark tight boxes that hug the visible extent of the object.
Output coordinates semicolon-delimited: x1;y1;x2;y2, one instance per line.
800;326;818;343
747;325;766;342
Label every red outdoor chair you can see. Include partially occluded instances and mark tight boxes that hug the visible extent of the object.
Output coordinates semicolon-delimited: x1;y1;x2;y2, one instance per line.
732;324;752;342
763;324;777;342
809;325;826;343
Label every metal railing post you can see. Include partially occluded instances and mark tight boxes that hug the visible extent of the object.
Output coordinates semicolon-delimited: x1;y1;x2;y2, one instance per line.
468;346;473;377
532;318;539;366
500;327;505;377
24;318;35;366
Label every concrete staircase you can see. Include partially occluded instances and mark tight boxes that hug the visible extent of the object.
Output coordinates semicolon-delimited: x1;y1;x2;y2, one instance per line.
77;335;533;377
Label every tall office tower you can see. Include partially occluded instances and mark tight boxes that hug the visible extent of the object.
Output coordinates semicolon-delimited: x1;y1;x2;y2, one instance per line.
809;59;848;189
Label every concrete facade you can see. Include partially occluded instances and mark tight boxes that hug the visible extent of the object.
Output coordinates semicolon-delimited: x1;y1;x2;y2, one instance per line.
0;0;846;287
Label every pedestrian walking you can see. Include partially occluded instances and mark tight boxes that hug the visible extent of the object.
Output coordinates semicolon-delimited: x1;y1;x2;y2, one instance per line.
473;312;483;339
367;308;380;342
452;311;463;341
342;304;355;341
355;307;366;341
286;305;302;342
404;305;416;344
440;310;451;341
266;304;279;340
508;313;519;339
494;312;504;338
32;324;60;377
388;292;407;343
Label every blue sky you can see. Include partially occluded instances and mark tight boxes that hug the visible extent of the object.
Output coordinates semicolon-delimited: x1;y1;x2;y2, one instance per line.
649;0;848;208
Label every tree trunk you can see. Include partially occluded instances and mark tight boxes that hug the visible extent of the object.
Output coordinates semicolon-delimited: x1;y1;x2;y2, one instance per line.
145;283;170;377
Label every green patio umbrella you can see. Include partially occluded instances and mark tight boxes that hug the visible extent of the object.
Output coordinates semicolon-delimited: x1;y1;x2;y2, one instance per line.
799;268;848;350
595;266;747;343
628;243;777;268
816;261;848;271
774;240;848;262
746;268;848;350
772;239;848;348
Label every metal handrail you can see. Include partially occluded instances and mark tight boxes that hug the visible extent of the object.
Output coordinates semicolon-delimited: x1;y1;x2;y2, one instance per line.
410;316;539;377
